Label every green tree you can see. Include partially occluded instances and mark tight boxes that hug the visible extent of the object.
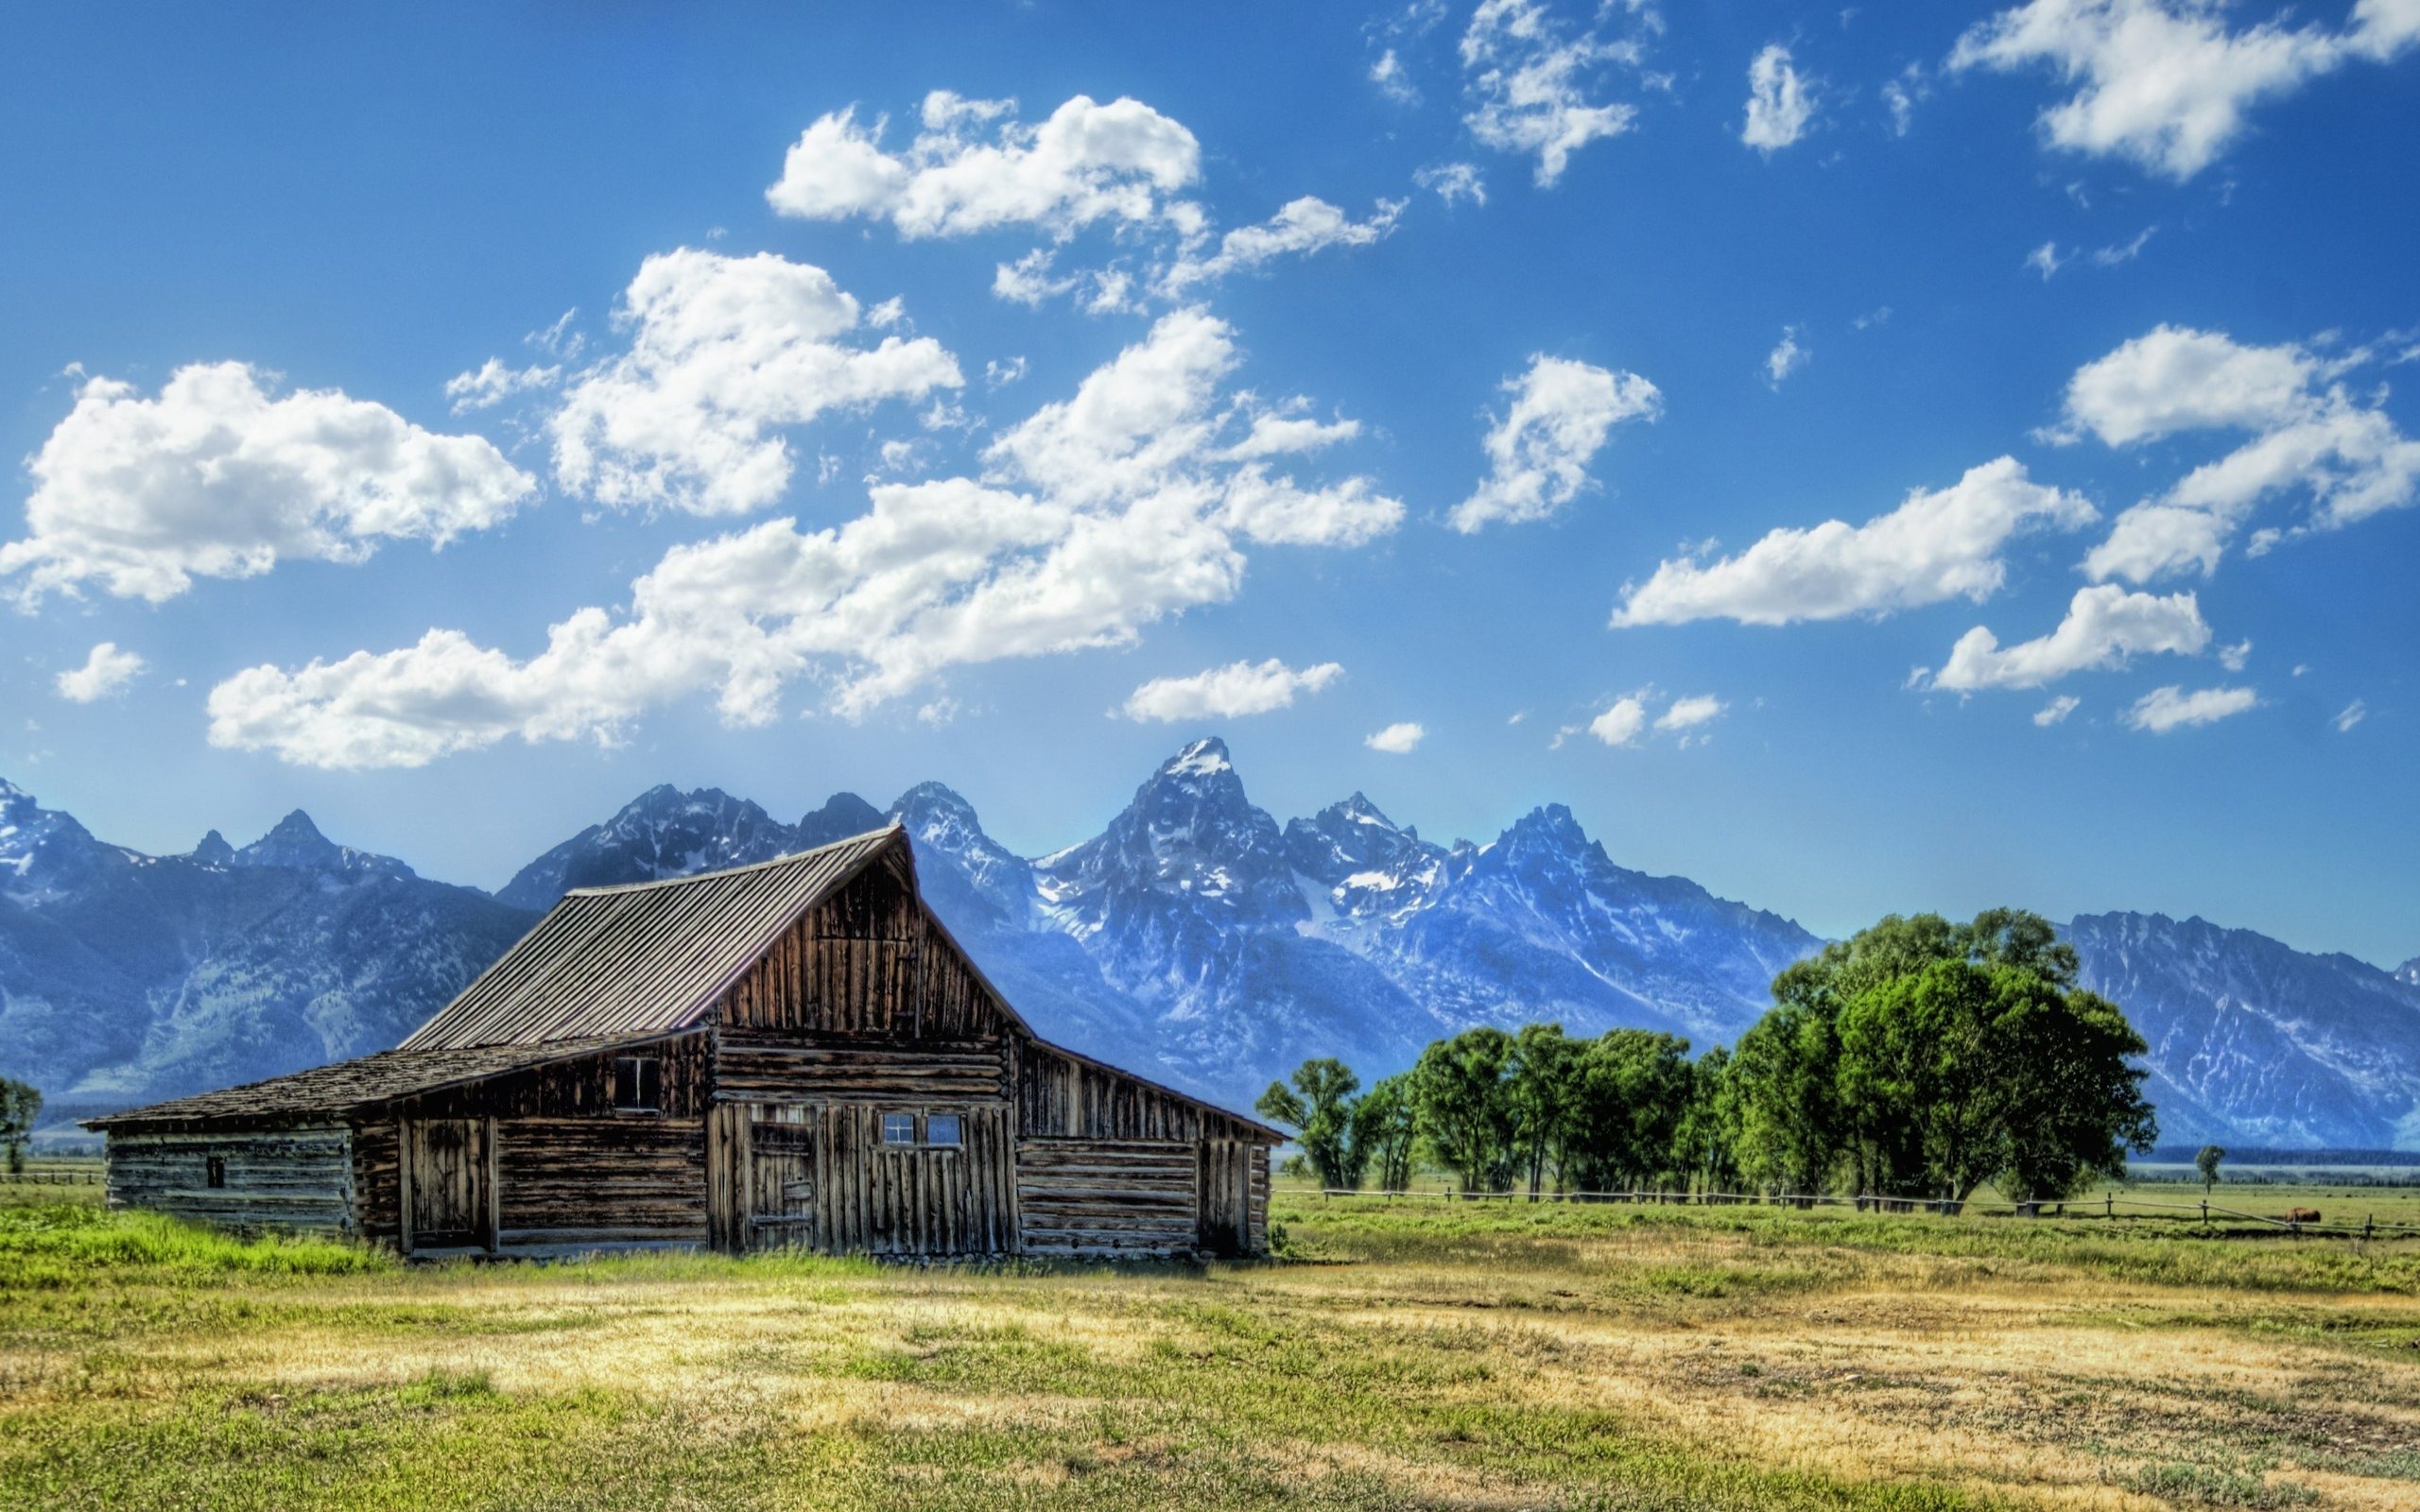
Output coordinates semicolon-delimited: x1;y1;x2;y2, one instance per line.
1732;908;2153;1205
1564;1030;1694;1193
1255;1057;1365;1192
1408;1027;1516;1193
2196;1144;2226;1194
1349;1074;1419;1194
1671;1045;1740;1194
1993;982;2155;1201
1506;1023;1580;1196
0;1078;42;1177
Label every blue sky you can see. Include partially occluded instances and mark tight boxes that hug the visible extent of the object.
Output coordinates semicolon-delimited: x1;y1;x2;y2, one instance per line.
3;1;2415;965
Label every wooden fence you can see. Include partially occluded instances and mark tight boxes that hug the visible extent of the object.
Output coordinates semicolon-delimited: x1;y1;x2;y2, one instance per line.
1308;1185;2420;1240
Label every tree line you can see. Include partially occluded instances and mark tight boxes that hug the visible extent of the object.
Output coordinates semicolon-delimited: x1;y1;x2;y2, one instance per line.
1257;908;2157;1206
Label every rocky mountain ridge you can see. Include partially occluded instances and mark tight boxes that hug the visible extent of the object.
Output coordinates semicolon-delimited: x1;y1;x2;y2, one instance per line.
6;748;2416;1145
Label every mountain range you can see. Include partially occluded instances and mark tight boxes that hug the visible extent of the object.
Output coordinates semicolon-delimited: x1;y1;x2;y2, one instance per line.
7;742;2417;1146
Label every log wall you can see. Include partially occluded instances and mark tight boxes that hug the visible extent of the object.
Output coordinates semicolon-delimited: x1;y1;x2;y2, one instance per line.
103;1126;354;1235
493;1116;706;1253
1016;1138;1200;1258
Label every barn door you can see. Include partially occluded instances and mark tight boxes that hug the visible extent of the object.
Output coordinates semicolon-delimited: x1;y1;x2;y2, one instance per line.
748;1107;817;1249
402;1118;492;1253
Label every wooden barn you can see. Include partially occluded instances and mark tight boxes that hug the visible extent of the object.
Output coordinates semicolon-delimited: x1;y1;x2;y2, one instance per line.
84;826;1280;1261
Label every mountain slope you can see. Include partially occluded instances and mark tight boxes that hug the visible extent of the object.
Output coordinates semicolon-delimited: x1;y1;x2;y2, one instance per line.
0;784;534;1104
2068;912;2420;1147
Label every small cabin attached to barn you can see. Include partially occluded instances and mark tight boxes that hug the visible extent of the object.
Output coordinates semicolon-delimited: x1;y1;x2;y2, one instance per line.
86;827;1279;1260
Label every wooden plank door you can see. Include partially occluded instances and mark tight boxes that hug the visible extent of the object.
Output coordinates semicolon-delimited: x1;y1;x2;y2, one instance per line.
402;1118;492;1253
748;1106;817;1249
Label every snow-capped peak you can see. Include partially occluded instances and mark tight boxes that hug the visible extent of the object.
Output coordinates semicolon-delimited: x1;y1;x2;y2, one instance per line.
1166;737;1233;778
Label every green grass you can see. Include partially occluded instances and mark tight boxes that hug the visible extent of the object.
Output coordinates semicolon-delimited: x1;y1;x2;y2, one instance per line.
5;1192;2418;1510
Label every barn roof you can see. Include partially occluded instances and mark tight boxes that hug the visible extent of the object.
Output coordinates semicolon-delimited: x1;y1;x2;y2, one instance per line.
82;1034;676;1132
401;825;906;1053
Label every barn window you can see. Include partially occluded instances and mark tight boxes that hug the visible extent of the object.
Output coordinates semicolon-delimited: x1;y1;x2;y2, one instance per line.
881;1112;916;1146
204;1156;226;1189
614;1056;661;1111
925;1113;962;1148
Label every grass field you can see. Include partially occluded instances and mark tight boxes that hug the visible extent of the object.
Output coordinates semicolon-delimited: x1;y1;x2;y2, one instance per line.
5;1174;2419;1511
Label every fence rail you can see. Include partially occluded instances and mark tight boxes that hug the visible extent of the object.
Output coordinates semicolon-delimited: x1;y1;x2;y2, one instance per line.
1306;1184;2420;1240
1;1167;103;1186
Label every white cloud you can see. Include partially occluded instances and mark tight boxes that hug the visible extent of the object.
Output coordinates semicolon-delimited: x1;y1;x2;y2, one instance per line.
2218;637;2252;671
984;356;1028;388
1365;720;1426;753
1927;584;2211;691
1883;63;1929;134
1163;197;1406;294
2059;325;2420;581
1450;354;1662;532
2126;682;2257;732
1614;457;2095;627
1588;696;1649;747
206;311;1405;767
548;249;962;516
1948;0;2420;180
1120;658;1343;722
2033;693;2082;725
1655;694;1727;741
1742;44;1817;151
2333;697;2367;732
55;642;145;702
1221;411;1361;461
443;357;561;414
1460;0;1643;185
0;363;535;604
1766;327;1809;387
2026;240;2070;280
2091;225;2157;266
766;92;1201;238
1415;162;1488;205
1372;47;1421;104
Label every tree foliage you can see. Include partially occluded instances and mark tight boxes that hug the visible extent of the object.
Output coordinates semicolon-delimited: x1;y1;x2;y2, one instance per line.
0;1078;42;1177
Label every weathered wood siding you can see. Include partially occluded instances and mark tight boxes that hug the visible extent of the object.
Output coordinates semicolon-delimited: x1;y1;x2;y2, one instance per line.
1016;1138;1199;1258
713;858;1015;1043
392;1035;710;1121
353;1119;402;1247
494;1116;706;1253
103;1126;353;1235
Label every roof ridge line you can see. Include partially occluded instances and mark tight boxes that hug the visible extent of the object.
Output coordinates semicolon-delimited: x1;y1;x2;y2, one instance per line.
562;820;906;896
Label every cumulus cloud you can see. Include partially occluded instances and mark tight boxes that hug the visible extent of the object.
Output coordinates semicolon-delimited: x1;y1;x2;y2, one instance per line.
1460;0;1645;185
1450;354;1662;532
1365;720;1426;753
1766;327;1809;387
206;311;1405;767
444;357;561;415
1582;689;1725;747
1162;197;1406;294
1415;162;1488;205
547;249;962;516
55;642;145;702
2034;693;2083;725
766;91;1201;238
1949;0;2420;180
1588;695;1649;747
1613;457;2095;627
1120;658;1343;722
2126;682;2258;732
1926;584;2212;691
0;363;535;604
1742;44;1817;151
2056;324;2420;581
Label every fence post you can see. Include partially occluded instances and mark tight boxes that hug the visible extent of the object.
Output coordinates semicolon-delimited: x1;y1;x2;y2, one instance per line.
2104;1191;2114;1220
